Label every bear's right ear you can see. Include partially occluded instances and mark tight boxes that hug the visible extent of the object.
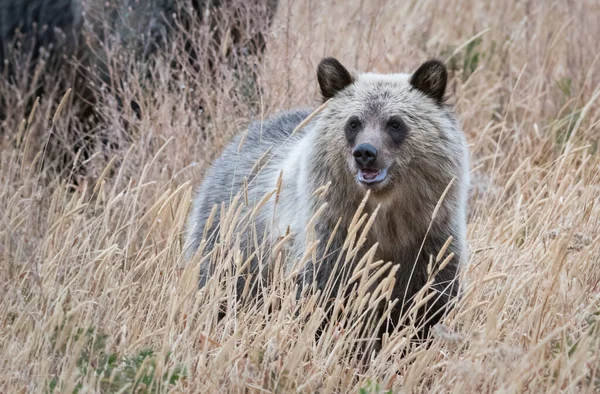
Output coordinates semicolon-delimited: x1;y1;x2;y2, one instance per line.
317;57;354;101
410;60;448;104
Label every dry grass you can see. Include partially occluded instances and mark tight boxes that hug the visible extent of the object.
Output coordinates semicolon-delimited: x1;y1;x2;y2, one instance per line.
1;0;600;392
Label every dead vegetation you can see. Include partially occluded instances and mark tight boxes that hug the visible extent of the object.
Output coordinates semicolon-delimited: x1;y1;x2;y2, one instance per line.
1;0;599;392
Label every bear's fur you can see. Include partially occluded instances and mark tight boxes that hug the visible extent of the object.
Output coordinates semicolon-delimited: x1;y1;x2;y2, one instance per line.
184;57;470;342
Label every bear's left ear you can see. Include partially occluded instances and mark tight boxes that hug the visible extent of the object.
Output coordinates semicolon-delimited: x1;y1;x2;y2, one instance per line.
317;57;355;101
410;60;448;104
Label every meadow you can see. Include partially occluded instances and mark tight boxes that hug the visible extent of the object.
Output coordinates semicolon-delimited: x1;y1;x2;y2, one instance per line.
1;0;599;392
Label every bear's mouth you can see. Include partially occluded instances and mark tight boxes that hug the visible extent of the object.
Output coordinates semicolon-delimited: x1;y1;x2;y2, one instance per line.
357;168;388;185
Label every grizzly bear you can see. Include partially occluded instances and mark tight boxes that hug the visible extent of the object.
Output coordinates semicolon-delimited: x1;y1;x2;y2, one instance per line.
184;57;470;345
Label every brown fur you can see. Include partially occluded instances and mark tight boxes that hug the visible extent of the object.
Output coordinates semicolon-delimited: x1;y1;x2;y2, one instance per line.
184;57;470;353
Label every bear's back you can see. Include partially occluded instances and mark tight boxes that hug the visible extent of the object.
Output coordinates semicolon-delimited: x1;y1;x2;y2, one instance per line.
184;108;313;262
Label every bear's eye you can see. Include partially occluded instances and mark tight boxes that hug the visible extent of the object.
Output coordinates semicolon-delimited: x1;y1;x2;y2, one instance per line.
345;116;361;144
387;117;408;144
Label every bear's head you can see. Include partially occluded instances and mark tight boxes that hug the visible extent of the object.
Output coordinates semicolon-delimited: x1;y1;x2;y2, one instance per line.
313;57;467;200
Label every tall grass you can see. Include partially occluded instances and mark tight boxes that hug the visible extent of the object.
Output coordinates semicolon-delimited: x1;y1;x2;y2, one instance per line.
1;0;599;392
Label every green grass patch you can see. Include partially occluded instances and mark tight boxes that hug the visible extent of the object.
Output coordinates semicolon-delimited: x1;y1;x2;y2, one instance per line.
47;325;186;393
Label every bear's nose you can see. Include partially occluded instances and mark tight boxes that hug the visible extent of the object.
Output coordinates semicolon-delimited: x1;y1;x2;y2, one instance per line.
353;143;378;167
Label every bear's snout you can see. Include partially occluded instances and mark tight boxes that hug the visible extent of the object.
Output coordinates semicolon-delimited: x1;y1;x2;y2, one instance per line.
352;143;378;168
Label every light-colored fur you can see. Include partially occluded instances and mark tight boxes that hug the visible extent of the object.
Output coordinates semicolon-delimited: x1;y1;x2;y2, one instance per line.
184;59;470;337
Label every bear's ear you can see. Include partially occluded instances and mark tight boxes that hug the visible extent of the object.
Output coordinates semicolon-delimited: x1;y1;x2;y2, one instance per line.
317;57;355;101
410;60;448;103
